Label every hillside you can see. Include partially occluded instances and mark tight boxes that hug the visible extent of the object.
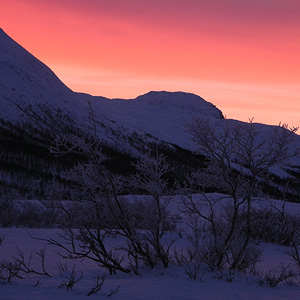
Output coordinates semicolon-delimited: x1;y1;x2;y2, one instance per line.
0;28;300;199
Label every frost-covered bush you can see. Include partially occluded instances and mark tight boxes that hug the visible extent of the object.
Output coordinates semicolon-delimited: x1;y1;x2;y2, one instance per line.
184;118;300;273
39;118;178;275
183;203;262;272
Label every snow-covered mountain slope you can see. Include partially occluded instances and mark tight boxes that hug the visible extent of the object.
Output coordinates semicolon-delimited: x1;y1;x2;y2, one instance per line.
85;91;223;150
0;28;71;119
0;29;224;150
1;28;300;169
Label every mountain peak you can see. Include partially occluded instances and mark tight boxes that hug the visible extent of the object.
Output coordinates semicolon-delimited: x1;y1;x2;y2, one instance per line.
0;28;36;62
0;28;7;36
0;28;72;120
134;91;224;119
0;29;223;148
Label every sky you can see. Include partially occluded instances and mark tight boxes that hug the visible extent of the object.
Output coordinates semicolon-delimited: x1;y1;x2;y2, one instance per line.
1;0;300;128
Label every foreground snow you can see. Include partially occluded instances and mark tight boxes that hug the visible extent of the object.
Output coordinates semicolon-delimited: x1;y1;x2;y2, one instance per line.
1;193;300;299
0;227;299;300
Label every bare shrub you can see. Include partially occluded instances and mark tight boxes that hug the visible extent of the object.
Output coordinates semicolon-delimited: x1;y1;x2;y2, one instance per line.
258;264;297;287
33;111;178;275
58;264;83;291
183;119;299;273
182;200;262;273
107;285;120;297
87;274;107;296
126;152;176;269
185;261;206;281
0;260;23;285
11;246;52;277
0;245;54;285
250;207;300;245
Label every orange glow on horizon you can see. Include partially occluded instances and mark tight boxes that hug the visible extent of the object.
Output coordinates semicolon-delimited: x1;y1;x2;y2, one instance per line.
1;0;300;128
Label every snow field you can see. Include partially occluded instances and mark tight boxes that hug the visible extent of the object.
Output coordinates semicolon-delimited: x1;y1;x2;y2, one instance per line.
1;194;300;299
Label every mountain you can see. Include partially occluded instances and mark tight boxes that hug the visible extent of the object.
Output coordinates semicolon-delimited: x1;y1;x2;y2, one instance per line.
0;28;299;199
0;28;223;150
0;28;71;119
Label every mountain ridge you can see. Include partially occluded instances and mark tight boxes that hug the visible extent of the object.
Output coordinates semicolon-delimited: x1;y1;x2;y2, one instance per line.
0;28;224;149
0;28;71;93
1;29;300;199
1;28;300;153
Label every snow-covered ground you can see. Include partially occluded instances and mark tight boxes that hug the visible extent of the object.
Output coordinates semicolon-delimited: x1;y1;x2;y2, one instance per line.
1;194;300;300
0;229;299;300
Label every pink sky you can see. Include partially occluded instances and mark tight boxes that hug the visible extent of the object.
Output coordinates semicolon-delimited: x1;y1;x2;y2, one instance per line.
1;0;300;127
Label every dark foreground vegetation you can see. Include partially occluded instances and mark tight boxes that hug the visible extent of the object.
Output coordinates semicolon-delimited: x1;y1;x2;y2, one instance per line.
1;114;300;290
